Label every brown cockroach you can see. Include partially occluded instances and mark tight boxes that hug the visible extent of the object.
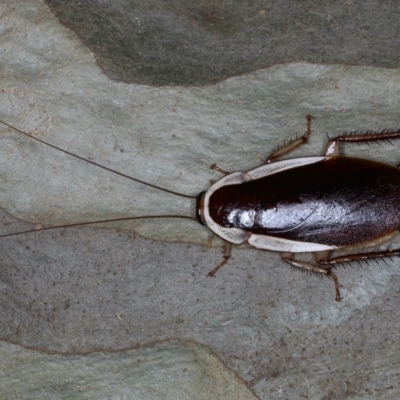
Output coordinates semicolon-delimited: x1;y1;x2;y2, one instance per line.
2;116;400;301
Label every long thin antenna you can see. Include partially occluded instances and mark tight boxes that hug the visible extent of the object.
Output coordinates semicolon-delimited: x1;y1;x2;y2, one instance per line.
0;119;196;199
0;215;197;238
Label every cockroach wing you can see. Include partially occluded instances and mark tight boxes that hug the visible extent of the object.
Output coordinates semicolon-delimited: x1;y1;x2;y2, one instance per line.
247;234;336;252
204;156;400;252
252;157;400;248
202;157;327;248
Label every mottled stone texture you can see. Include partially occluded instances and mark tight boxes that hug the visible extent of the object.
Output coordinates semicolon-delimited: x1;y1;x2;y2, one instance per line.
2;1;400;399
0;340;257;399
46;0;400;85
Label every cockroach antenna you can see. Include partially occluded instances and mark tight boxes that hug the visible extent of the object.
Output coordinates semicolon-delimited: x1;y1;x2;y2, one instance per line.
0;119;197;199
0;118;197;237
0;215;197;239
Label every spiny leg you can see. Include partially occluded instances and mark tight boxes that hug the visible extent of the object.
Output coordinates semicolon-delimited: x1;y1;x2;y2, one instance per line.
209;163;230;175
319;247;400;266
325;128;400;156
281;252;342;302
212;114;314;169
208;242;232;277
265;115;313;163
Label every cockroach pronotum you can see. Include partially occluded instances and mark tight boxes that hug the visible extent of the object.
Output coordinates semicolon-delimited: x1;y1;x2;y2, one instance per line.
2;115;400;301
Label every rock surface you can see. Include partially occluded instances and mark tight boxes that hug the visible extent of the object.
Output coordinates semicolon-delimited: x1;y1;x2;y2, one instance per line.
1;1;400;399
45;0;400;85
0;340;256;399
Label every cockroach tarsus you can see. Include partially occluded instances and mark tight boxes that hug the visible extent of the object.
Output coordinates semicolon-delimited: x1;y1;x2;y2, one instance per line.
2;115;400;302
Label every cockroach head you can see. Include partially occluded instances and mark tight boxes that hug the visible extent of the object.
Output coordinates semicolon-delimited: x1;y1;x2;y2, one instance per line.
195;191;206;225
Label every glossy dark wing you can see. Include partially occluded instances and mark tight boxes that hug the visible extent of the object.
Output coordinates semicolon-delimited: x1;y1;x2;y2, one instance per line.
252;157;400;246
209;157;400;247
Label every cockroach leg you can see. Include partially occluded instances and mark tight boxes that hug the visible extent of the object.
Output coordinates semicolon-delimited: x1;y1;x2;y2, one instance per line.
265;114;313;163
315;250;331;263
207;242;232;277
210;163;230;175
281;252;342;302
319;247;400;266
325;128;400;157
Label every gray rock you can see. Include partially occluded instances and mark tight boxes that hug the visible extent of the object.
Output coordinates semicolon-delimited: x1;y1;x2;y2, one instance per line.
2;1;400;399
0;340;256;399
44;0;400;85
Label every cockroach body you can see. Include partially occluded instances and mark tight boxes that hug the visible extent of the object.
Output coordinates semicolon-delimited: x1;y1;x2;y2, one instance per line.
199;157;400;251
2;115;400;301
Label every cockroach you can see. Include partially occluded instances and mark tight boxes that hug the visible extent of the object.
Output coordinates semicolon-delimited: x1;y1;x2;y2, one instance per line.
2;115;400;302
